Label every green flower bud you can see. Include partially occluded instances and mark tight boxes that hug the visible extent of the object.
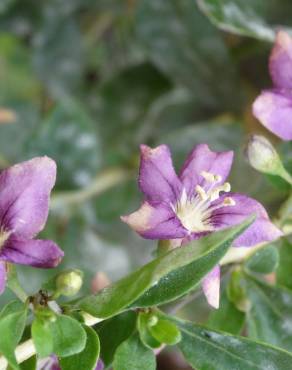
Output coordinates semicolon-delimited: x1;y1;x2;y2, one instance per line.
56;269;83;297
246;135;283;175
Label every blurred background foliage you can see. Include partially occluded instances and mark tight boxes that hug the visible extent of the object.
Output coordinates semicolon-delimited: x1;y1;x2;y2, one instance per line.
1;0;292;353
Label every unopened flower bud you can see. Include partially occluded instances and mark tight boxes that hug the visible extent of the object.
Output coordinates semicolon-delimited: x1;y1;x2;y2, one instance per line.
56;269;83;297
246;135;283;175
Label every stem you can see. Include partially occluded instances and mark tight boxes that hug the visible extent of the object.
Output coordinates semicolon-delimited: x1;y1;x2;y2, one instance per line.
50;167;132;210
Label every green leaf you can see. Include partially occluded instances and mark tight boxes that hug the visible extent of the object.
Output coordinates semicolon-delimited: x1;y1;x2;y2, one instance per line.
148;319;181;346
20;356;36;370
137;312;161;349
246;276;292;351
96;311;137;367
173;318;292;370
32;314;87;358
197;0;292;41
78;217;254;317
31;316;54;358
60;326;100;370
135;0;239;108
113;333;156;370
0;303;28;370
132;217;254;308
245;245;279;274
277;238;292;290
227;268;250;312
207;289;245;335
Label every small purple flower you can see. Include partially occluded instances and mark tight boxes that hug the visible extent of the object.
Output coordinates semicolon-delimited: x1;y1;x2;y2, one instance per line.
253;30;292;140
37;355;104;370
121;144;282;308
0;157;64;294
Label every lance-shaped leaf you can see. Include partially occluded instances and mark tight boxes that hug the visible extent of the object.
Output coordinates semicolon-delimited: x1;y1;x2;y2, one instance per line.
173;318;292;370
78;217;254;318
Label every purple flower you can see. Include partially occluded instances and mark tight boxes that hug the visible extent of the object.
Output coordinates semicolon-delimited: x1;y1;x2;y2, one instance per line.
37;355;104;370
0;157;64;294
121;144;282;308
253;31;292;140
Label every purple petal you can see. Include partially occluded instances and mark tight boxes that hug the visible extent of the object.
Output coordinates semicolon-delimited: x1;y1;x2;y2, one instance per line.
138;145;182;203
179;144;233;195
253;89;292;141
0;157;56;239
1;238;64;268
211;193;282;247
121;201;188;239
202;265;220;309
95;360;104;370
269;31;292;89
0;261;6;295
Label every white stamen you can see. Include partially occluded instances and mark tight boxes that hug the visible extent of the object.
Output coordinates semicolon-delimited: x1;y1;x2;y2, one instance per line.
175;173;235;233
195;185;208;201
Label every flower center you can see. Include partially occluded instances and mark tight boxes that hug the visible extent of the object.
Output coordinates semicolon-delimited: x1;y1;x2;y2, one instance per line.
0;228;10;250
175;171;235;233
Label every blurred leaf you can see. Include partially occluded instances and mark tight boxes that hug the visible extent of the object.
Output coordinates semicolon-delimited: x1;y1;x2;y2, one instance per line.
78;218;253;318
96;311;137;367
246;276;292;351
197;0;292;42
277;238;292;290
60;326;100;370
26;101;101;189
0;302;27;370
135;0;240;108
93;63;171;165
245;245;279;274
32;13;84;98
174;318;292;370
207;289;245;334
113;333;156;370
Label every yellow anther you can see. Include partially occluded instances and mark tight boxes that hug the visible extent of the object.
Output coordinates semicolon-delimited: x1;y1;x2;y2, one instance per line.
223;197;236;206
201;171;216;183
214;174;222;182
222;182;231;192
195;185;208;201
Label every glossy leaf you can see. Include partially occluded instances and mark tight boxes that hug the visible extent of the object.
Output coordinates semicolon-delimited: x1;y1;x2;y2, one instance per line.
78;217;254;317
246;276;292;350
137;312;161;349
60;326;100;370
174;318;292;370
245;245;279;274
0;302;28;370
113;333;156;370
197;0;292;41
148;319;181;346
32;314;87;358
96;311;137;367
